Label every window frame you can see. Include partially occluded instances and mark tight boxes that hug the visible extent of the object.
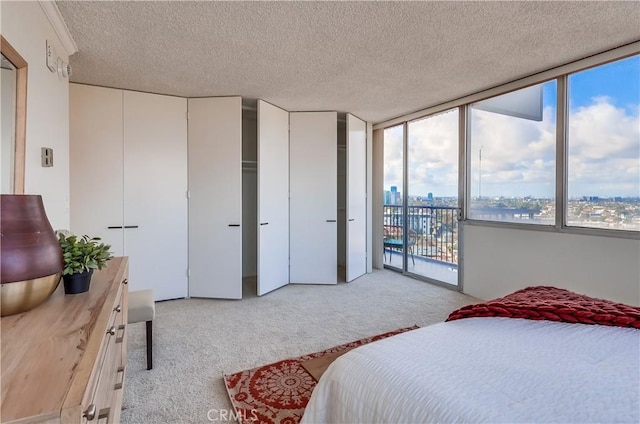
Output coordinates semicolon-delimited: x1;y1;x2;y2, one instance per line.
466;79;559;227
374;42;640;240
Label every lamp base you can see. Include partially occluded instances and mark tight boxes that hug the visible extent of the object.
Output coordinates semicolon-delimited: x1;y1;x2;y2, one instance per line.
0;273;62;317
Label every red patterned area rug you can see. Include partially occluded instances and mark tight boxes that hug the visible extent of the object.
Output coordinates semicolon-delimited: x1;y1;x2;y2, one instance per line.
223;326;418;424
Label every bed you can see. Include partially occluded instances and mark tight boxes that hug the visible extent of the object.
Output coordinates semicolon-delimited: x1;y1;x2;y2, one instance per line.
301;287;640;423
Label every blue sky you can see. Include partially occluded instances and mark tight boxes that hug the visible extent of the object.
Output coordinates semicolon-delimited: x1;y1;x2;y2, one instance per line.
569;55;639;112
385;55;640;199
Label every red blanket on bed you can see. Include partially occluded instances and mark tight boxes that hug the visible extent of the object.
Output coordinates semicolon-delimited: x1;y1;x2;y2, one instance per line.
447;286;640;329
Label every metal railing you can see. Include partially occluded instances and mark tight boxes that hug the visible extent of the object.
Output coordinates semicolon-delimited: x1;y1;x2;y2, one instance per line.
383;204;458;265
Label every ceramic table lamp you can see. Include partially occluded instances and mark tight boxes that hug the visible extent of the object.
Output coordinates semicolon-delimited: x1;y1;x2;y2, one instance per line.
1;195;64;316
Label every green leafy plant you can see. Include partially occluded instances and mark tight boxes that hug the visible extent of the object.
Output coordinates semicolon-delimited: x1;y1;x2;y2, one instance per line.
58;234;113;276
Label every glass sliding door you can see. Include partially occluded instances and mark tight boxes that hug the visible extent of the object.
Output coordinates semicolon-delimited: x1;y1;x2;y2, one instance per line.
383;125;405;270
407;109;459;286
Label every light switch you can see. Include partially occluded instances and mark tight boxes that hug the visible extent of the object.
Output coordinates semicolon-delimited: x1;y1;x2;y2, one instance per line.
41;147;54;167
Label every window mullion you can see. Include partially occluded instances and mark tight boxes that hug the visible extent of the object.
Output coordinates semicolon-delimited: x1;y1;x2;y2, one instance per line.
402;122;409;272
459;105;468;221
556;75;568;230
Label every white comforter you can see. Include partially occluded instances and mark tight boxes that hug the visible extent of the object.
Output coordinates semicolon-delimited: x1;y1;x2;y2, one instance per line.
302;317;640;423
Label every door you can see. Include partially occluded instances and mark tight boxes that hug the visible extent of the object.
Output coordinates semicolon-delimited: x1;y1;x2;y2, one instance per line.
69;84;124;256
290;112;337;284
188;97;243;299
257;100;290;295
123;91;189;300
346;114;367;282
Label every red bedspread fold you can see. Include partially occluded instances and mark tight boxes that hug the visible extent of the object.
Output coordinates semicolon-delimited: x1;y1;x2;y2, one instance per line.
447;286;640;329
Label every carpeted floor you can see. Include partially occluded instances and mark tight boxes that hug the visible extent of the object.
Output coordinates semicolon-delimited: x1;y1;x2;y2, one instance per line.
121;269;476;423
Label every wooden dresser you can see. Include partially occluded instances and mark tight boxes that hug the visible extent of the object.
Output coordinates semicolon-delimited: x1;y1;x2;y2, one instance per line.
1;257;129;424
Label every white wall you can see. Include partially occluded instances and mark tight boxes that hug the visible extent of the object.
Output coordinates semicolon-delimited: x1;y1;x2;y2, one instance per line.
463;224;640;305
372;128;384;269
1;1;70;229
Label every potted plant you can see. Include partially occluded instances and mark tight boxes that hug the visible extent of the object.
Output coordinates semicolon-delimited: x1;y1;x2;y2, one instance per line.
58;233;113;294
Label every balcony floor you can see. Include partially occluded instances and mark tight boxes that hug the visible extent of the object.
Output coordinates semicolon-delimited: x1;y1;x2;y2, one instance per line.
383;248;458;286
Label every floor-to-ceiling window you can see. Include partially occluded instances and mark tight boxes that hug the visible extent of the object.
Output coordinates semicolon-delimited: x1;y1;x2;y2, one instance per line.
407;109;459;285
383;111;460;286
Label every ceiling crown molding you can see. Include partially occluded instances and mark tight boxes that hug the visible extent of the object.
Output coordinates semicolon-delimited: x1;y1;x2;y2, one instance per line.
38;1;78;56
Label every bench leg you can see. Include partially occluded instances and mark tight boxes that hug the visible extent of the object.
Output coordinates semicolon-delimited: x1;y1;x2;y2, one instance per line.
146;320;153;370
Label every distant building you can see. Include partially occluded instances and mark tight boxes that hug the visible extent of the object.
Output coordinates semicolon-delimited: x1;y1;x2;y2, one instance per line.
582;196;601;202
389;186;401;205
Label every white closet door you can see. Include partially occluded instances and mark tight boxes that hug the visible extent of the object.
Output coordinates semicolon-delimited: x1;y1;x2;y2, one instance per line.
346;114;367;282
257;100;290;295
69;84;124;256
188;97;242;299
290;112;337;284
123;91;188;301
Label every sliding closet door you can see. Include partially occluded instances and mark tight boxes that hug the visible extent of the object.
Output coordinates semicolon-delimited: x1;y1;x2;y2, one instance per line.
123;91;188;300
188;97;242;299
290;112;337;284
346;114;367;282
69;84;124;256
257;100;290;295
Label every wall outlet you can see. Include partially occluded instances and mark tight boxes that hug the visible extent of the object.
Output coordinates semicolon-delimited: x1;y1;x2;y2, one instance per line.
41;147;54;167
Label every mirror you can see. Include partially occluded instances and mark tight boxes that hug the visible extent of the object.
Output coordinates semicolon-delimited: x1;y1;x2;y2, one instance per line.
0;36;27;194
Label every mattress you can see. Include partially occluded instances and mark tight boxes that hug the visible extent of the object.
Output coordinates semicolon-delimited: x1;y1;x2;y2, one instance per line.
301;317;640;423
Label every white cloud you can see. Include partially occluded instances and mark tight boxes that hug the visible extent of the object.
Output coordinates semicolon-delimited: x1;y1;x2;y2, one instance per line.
567;98;640;197
406;110;459;196
383;126;404;190
469;105;557;197
382;96;639;199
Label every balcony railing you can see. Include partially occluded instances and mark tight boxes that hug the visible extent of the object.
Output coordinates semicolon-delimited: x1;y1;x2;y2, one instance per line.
383;204;458;265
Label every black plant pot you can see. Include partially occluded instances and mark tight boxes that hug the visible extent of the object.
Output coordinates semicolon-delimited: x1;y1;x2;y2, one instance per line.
63;270;93;294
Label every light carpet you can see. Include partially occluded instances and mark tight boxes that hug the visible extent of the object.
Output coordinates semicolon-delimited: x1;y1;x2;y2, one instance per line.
122;269;476;423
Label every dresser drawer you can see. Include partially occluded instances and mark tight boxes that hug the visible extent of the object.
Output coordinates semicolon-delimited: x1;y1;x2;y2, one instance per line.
81;277;128;423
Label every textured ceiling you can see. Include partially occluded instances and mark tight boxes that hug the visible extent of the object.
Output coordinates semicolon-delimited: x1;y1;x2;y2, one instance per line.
57;1;640;123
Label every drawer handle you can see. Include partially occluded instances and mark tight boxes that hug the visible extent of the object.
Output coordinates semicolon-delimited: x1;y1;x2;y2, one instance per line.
122;279;128;285
114;366;125;390
107;326;116;336
116;324;126;344
83;404;96;421
114;304;122;313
